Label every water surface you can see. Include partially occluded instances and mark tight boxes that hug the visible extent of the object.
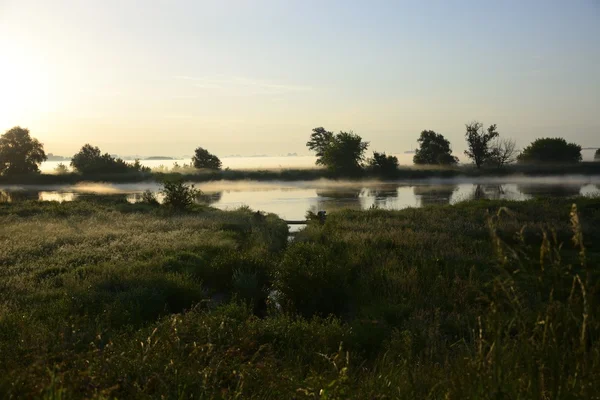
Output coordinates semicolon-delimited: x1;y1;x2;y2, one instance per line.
2;176;599;221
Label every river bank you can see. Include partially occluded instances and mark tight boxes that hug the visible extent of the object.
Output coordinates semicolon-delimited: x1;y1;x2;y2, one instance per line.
2;162;600;185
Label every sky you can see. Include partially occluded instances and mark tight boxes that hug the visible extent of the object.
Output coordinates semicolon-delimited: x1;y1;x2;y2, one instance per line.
0;0;599;159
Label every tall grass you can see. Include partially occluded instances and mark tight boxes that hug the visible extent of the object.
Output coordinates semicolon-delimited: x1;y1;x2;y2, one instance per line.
0;197;598;398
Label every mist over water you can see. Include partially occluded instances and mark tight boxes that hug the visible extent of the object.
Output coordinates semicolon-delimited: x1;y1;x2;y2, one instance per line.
1;176;599;221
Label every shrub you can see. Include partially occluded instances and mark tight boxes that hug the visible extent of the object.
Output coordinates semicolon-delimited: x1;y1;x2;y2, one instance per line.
160;179;202;209
517;137;582;163
141;189;159;205
367;151;398;176
54;163;69;174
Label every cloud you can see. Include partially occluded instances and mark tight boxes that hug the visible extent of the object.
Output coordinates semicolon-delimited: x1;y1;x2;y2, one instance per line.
174;75;314;95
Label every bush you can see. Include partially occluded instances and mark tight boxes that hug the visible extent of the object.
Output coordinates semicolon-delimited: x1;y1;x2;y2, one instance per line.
367;151;398;176
517;137;582;163
54;163;69;174
71;144;150;174
160;180;202;209
141;189;159;205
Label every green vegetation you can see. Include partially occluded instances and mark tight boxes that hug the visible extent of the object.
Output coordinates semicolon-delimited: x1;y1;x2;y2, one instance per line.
54;162;69;174
518;138;583;164
160;179;203;210
0;197;598;398
306;127;369;175
366;151;399;177
464;121;500;168
0;126;47;175
413;130;459;165
71;144;150;174
192;147;222;170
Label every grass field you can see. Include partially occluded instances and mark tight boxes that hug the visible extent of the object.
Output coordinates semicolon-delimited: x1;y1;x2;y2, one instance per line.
0;197;598;398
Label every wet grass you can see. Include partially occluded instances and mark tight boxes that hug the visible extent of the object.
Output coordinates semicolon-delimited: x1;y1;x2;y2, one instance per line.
0;197;599;398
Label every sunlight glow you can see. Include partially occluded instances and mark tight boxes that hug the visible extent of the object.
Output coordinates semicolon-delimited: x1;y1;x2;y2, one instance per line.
0;39;52;130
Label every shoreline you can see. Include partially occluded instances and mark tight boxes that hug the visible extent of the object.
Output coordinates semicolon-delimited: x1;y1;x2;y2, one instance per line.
1;162;600;185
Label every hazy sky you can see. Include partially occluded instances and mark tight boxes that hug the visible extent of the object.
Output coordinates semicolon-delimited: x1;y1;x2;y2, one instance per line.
1;0;599;158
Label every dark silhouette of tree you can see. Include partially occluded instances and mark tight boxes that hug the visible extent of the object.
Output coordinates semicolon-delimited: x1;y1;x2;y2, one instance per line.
306;127;368;174
517;138;581;164
413;130;458;165
0;127;47;175
306;127;334;165
464;122;499;168
367;151;398;177
71;144;147;174
595;149;600;161
488;138;518;168
192;147;222;170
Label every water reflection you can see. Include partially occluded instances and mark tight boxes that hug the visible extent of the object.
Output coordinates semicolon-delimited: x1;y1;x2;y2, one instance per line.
413;185;457;206
0;179;598;221
517;184;583;198
198;191;223;205
0;190;41;202
315;188;364;212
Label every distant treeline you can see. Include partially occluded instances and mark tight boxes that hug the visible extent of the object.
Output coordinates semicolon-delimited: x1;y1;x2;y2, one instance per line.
0;123;597;180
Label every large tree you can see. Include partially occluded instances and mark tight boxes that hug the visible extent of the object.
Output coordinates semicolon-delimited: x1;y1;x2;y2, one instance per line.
306;128;368;174
517;138;582;164
306;127;334;166
464;122;499;168
0;127;47;175
413;130;458;165
192;147;222;170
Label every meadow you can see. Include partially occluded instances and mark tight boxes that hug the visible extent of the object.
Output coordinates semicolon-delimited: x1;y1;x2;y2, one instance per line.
0;196;598;398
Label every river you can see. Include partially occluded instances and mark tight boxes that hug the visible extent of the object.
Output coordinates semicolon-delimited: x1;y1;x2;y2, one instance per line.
1;176;598;222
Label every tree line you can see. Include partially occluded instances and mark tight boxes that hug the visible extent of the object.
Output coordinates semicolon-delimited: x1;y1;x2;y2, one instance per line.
0;124;592;177
0;127;222;176
307;121;586;174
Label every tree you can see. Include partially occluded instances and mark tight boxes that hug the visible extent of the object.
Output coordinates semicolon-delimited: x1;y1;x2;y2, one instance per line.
413;130;458;165
517;138;582;164
594;149;600;162
70;144;142;174
368;151;398;176
488;138;518;168
306;127;334;166
54;163;69;174
0;127;47;175
192;147;222;170
464;122;499;168
306;128;369;174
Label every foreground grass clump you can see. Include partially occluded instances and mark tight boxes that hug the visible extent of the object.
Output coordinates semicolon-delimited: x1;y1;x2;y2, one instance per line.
0;197;599;398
